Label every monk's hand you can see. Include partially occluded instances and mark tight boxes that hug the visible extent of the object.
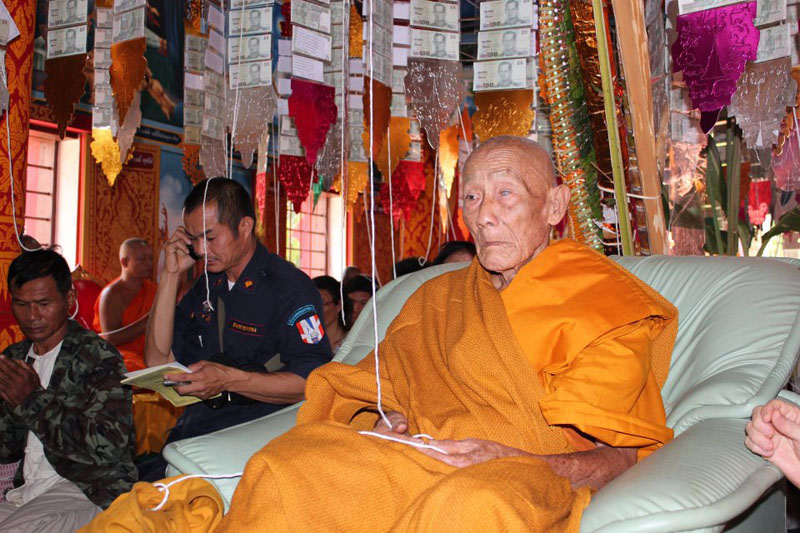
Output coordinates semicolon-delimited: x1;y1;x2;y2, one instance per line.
0;356;40;408
419;438;528;468
164;226;196;275
746;400;800;486
372;411;409;436
166;361;238;400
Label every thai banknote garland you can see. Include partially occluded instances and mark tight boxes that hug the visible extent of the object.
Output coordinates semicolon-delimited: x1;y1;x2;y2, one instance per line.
473;0;535;92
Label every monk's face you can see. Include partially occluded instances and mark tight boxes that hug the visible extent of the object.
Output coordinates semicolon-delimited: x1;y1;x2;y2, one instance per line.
461;140;568;275
123;244;154;279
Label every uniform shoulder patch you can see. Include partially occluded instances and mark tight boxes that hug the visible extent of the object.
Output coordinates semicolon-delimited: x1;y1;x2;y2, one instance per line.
296;314;325;344
286;304;316;326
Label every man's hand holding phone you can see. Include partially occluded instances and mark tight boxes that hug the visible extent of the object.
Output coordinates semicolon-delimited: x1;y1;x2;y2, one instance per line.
164;226;198;275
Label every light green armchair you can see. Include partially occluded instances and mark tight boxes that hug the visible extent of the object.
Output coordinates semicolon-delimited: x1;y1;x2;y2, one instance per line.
164;255;800;532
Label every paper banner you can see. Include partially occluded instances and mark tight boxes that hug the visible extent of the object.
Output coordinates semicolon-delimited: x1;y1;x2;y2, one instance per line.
472;89;534;141
90;128;122;186
110;37;147;127
776;66;800;154
288;79;338;167
672;2;759;128
226;87;276;169
404;59;464;150
43;54;88;138
200;136;227;178
380;159;426;223
730;57;796;149
748;180;771;225
279;154;313;213
773;130;800;192
362;76;392;161
315;119;344;191
438;124;459;197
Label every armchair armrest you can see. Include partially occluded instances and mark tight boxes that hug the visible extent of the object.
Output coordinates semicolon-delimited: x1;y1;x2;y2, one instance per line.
163;403;301;509
581;418;782;533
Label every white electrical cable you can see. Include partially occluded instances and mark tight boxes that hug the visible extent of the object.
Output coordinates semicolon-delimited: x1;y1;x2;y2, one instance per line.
2;65;41;253
150;473;243;512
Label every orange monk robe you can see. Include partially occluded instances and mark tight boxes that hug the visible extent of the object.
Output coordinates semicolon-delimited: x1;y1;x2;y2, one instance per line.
93;279;157;373
217;239;677;532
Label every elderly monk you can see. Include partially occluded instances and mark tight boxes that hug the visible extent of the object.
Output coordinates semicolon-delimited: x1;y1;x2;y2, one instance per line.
217;136;677;532
93;239;156;373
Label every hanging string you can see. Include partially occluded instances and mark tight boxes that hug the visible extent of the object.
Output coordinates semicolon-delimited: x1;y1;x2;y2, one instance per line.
150;473;243;512
271;131;280;253
2;64;41;253
338;0;350;322
387;124;397;279
420;155;438;265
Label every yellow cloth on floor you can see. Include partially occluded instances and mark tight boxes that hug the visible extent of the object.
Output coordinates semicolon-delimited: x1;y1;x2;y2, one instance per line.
217;239;676;532
78;476;223;533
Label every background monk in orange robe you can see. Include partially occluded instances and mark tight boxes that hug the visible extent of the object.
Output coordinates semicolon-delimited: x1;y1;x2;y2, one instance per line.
94;239;156;373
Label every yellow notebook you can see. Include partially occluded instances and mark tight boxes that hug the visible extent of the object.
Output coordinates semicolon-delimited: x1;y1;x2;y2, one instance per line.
121;362;204;407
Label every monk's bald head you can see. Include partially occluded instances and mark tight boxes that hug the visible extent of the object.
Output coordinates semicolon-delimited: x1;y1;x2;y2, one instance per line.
120;238;150;260
463;136;557;190
119;238;154;279
460;135;570;287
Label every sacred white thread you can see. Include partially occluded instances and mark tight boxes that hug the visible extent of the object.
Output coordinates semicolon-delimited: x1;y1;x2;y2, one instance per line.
150;473;243;512
419;156;439;266
2;64;41;253
338;2;349;324
387;122;397;279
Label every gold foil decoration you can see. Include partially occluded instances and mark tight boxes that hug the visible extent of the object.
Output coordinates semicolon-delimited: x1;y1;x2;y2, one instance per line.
362;77;392;159
349;4;363;58
225;87;276;169
438;124;459;197
181;143;206;185
472;90;534;142
375;117;411;180
347;161;369;208
90;129;123;186
110;37;147;127
43;54;89;138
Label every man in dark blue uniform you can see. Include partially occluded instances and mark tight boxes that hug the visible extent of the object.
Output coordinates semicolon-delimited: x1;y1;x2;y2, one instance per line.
144;178;333;445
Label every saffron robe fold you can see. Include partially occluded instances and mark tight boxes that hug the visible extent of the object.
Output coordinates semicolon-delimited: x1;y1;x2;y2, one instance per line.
217;239;677;532
93;279;157;373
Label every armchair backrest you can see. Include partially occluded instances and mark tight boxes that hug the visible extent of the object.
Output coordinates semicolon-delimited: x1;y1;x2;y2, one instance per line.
335;255;800;435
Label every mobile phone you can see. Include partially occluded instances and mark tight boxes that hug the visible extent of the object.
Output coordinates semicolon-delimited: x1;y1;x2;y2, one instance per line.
187;244;201;261
163;380;191;387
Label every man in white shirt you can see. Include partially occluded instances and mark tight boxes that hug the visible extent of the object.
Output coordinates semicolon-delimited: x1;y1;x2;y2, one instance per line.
0;249;136;532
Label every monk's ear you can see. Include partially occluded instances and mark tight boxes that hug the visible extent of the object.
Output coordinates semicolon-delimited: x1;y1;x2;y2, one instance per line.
120;257;129;268
546;184;570;225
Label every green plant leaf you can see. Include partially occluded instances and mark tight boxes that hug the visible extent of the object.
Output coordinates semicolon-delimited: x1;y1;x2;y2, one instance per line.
757;205;800;256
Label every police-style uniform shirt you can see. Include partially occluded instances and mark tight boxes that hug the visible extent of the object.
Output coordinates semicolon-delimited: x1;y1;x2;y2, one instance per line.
170;242;333;441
